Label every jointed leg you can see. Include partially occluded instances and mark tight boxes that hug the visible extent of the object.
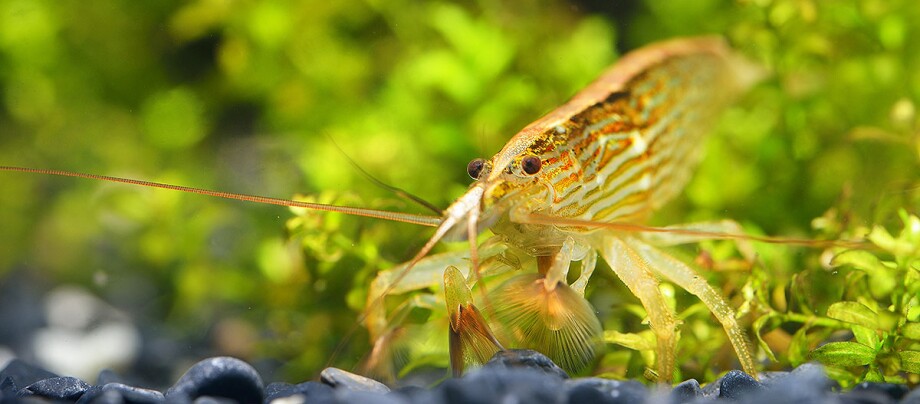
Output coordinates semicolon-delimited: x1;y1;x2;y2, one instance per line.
625;237;757;377
543;236;576;289
570;250;597;295
600;236;678;381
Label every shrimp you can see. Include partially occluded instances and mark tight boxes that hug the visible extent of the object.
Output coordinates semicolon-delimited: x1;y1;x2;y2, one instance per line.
359;36;766;380
1;36;764;382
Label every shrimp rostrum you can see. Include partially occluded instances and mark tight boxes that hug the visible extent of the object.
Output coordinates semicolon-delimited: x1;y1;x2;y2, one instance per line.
362;36;764;380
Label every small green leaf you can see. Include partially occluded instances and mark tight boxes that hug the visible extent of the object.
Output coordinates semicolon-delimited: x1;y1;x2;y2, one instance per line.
909;305;920;322
902;322;920;340
823;366;860;388
826;301;880;329
604;330;654;351
863;366;884;382
870;226;898;250
899;351;920;374
789;323;813;365
831;250;897;297
883;374;907;385
852;325;879;348
832;250;889;274
752;314;779;362
868;212;920;259
811;342;876;367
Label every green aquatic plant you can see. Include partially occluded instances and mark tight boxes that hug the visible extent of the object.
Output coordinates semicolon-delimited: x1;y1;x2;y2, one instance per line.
0;0;917;385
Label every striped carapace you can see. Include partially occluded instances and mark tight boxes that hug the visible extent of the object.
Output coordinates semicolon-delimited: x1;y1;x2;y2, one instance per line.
363;36;763;380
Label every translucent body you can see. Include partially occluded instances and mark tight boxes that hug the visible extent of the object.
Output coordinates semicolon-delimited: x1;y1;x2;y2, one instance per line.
363;36;764;380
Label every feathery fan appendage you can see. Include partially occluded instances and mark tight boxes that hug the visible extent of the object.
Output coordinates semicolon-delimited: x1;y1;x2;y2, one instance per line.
490;273;603;373
444;266;503;376
448;303;504;376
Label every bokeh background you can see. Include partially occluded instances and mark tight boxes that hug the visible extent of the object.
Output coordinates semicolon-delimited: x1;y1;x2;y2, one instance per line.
0;0;918;388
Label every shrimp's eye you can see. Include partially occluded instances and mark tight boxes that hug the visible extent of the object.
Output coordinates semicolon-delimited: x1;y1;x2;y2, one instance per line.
521;155;542;175
467;158;485;179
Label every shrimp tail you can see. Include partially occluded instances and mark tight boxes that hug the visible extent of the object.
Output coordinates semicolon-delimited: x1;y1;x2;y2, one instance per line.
489;273;603;373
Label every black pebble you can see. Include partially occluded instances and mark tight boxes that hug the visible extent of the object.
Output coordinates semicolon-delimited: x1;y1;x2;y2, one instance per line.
76;382;165;404
790;363;839;392
95;370;124;386
165;357;263;404
699;376;721;398
391;385;435;403
264;381;334;403
0;359;57;393
484;349;569;380
900;387;920;404
839;390;896;404
263;382;292;399
737;366;830;404
21;376;90;401
336;389;409;404
670;379;701;404
565;378;648;404
838;382;907;404
441;367;565;404
440;377;494;404
851;382;908;401
1;377;17;397
567;383;614;404
718;370;763;401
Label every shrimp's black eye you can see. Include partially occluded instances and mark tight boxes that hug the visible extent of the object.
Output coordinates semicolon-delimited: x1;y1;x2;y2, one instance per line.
521;155;542;175
467;158;485;179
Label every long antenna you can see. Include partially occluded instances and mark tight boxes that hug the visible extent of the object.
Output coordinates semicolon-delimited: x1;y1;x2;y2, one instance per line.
1;166;443;227
326;135;443;215
522;213;871;249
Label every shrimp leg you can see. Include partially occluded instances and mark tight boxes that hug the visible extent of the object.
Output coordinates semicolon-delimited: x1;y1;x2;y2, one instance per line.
624;237;757;377
570;250;597;296
599;236;678;382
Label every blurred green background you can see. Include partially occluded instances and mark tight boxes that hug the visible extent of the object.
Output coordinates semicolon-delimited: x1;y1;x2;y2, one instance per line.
0;0;918;386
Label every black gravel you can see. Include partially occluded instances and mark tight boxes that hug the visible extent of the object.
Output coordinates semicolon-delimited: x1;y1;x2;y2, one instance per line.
1;351;918;404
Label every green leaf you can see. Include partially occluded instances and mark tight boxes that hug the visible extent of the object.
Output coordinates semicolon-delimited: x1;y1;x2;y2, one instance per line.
851;325;879;348
909;305;920;323
900;351;920;374
832;250;889;274
789;323;813;365
604;330;654;351
826;301;880;329
752;314;779;362
831;250;897;297
868;212;920;259
863;366;884;382
811;342;876;367
902;322;920;340
823;366;860;388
